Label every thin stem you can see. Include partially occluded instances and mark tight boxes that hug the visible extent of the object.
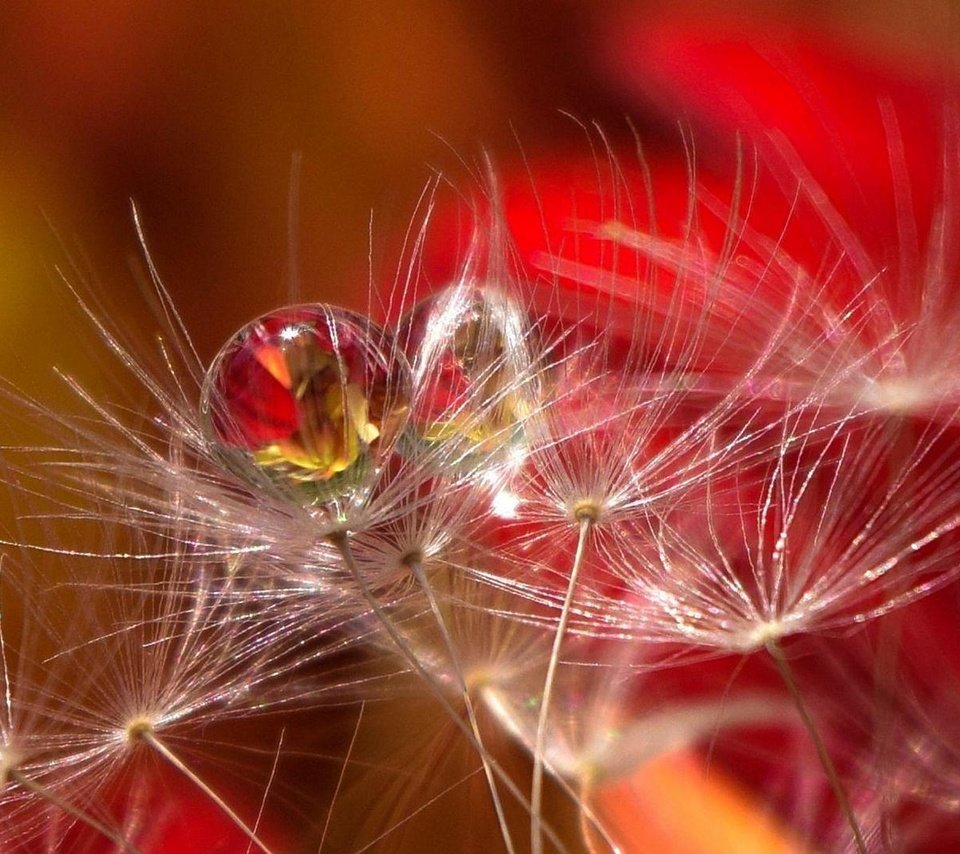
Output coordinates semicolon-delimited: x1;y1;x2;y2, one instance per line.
8;767;137;853
480;685;621;854
318;702;364;854
766;638;866;854
329;531;565;853
407;556;515;854
249;729;284;854
532;514;593;854
138;730;274;854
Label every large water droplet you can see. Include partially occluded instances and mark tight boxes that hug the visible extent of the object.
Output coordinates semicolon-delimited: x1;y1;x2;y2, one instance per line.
201;304;410;508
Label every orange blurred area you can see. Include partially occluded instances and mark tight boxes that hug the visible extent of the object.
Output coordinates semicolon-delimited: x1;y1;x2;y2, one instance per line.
585;750;806;854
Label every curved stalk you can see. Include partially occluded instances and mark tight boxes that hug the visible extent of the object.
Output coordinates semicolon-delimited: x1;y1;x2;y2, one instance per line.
406;555;514;853
532;514;593;854
329;530;565;853
766;638;866;854
136;729;273;854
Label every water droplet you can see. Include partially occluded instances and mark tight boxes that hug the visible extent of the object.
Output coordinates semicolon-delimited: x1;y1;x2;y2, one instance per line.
201;305;410;507
398;285;535;472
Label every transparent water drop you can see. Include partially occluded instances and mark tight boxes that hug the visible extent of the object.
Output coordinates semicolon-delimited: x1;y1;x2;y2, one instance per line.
397;284;536;473
201;304;411;509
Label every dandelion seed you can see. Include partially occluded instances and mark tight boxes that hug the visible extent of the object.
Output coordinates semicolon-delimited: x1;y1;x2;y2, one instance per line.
610;411;960;650
0;522;362;852
0;635;134;847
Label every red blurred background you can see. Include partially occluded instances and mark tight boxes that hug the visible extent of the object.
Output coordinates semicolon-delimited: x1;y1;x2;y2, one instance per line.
1;1;955;388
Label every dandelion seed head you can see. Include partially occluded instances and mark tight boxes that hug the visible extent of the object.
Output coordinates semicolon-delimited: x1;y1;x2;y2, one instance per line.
0;743;22;786
8;65;960;850
569;497;604;524
122;716;155;746
738;618;790;651
399;547;425;567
